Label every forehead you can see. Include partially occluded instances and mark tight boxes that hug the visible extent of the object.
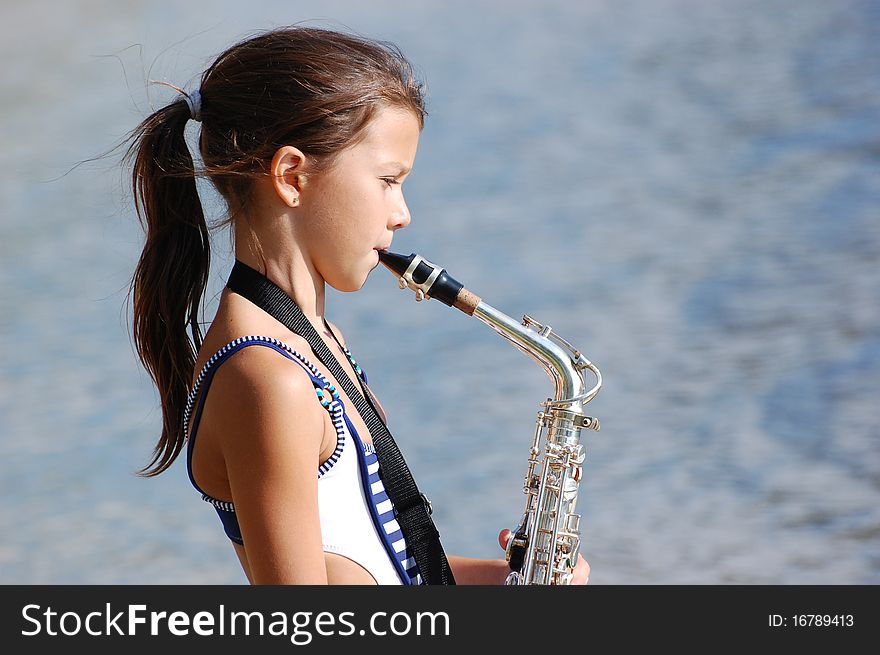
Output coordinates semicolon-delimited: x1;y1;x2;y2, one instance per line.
352;106;421;165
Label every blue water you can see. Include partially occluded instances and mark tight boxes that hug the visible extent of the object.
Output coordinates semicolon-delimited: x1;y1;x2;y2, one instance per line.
0;0;878;584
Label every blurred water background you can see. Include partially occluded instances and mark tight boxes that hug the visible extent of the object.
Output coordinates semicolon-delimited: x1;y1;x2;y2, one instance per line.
1;0;878;584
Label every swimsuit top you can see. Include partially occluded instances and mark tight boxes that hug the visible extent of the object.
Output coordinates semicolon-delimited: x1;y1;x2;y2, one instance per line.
183;335;422;585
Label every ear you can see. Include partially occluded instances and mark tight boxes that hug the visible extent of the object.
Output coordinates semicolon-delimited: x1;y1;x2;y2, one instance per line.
269;145;309;208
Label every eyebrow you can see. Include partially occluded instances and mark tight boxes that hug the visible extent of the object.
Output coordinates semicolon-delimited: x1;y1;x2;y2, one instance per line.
381;161;411;175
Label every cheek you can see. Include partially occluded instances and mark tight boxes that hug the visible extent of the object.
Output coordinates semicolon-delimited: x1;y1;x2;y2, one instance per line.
305;178;381;256
334;191;375;230
342;188;385;236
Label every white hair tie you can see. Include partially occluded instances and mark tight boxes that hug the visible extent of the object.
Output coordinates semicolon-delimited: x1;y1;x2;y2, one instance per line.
183;89;202;122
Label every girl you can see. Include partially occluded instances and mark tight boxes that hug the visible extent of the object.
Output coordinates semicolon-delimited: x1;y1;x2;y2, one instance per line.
126;25;589;585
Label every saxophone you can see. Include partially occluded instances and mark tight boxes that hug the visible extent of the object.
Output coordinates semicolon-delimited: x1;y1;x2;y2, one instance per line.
377;251;602;585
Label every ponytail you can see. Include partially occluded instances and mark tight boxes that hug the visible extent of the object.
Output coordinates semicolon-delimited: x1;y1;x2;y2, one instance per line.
125;97;210;476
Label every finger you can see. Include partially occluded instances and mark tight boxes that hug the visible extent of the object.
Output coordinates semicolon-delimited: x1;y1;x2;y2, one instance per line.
571;554;591;585
498;529;512;550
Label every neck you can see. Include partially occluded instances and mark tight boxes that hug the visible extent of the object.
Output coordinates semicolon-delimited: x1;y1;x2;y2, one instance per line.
233;236;327;326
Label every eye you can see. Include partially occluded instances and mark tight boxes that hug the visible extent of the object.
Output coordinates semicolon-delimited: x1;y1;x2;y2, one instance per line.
381;177;401;188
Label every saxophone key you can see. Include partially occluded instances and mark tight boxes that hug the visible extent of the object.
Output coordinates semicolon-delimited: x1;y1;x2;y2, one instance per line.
580;415;600;431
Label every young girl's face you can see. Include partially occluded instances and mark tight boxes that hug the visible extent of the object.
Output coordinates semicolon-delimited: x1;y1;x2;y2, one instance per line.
299;106;421;292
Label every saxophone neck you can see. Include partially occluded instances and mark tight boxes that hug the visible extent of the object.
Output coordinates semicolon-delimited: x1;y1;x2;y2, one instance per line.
472;301;601;412
377;250;602;411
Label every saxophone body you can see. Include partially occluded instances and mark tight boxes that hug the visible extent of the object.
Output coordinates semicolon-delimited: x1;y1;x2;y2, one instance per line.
377;252;602;585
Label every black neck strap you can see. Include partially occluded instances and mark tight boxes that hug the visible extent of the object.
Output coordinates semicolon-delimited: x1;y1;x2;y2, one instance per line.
226;259;455;585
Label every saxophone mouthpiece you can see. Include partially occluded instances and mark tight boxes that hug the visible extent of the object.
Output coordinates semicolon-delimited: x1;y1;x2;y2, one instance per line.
378;250;481;315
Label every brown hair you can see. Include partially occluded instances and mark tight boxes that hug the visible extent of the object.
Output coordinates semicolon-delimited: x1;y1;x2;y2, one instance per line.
125;26;427;476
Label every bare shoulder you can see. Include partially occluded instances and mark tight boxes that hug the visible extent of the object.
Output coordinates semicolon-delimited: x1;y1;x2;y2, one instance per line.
206;343;325;459
201;341;330;583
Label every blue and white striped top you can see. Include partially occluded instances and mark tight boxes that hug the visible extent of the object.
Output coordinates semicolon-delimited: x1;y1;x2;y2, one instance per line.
361;440;422;584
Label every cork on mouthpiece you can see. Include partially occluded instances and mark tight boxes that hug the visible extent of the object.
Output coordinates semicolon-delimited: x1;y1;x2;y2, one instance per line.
453;287;481;315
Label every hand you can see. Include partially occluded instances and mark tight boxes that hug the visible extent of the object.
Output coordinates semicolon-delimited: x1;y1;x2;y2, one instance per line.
498;529;590;585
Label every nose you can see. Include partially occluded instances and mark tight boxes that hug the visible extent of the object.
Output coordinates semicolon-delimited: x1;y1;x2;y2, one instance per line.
390;197;411;231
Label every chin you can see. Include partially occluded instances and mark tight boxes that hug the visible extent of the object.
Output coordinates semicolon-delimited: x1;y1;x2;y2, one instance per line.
328;271;369;293
329;280;363;293
324;254;376;293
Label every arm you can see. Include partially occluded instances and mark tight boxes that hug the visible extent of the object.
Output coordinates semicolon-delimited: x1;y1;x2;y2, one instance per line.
448;555;511;585
211;346;329;584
